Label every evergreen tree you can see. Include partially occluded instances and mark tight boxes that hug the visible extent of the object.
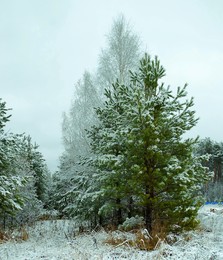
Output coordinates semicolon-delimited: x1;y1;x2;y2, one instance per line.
196;138;223;182
88;83;133;225
0;99;50;226
0;99;26;221
23;136;49;203
196;138;223;201
88;54;211;232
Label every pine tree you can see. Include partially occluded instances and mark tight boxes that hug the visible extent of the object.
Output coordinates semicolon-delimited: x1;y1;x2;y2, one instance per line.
0;99;50;226
23;136;49;203
0;100;26;221
87;83;133;225
88;54;211;232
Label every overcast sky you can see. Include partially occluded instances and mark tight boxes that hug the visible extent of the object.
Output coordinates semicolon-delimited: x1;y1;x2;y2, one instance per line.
1;0;223;172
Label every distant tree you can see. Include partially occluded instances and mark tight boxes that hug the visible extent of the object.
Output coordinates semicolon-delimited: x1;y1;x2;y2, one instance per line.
196;138;223;202
22;136;49;203
196;138;223;182
51;71;100;216
59;15;140;162
88;54;211;233
97;14;141;93
62;71;99;157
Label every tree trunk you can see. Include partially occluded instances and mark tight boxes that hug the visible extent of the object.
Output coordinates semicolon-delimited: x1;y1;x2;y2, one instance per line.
116;198;122;225
99;215;103;226
145;182;154;233
145;203;152;233
128;196;133;218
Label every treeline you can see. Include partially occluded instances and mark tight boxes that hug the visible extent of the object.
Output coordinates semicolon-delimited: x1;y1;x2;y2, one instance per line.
196;138;223;201
0;99;51;229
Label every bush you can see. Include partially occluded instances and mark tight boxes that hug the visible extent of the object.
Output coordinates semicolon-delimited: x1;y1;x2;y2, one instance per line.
119;215;145;231
38;209;59;221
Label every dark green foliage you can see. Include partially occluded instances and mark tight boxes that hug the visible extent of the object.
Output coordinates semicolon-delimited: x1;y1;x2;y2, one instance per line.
0;99;50;227
87;54;211;232
0;100;25;219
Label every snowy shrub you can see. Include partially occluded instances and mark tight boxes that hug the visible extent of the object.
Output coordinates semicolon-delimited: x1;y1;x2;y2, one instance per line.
13;197;44;226
38;209;60;220
119;215;145;231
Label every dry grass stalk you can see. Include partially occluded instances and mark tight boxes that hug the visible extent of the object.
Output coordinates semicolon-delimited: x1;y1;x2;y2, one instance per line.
20;227;29;241
0;230;10;243
104;220;169;251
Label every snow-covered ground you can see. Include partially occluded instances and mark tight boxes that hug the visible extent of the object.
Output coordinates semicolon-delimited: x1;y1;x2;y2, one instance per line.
1;204;223;260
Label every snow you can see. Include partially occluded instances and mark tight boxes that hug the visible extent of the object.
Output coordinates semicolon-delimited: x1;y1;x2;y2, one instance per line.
1;204;223;259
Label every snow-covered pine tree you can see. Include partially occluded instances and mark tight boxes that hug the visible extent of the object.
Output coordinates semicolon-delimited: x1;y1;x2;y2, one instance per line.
0;99;51;226
22;136;49;203
87;82;134;225
0;99;26;223
88;54;211;232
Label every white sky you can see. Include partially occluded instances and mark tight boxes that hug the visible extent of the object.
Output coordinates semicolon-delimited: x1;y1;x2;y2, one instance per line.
1;0;223;172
